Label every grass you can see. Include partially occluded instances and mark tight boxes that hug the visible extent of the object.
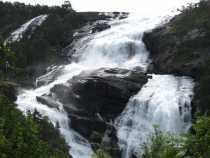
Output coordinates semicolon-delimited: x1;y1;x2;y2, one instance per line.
167;5;210;36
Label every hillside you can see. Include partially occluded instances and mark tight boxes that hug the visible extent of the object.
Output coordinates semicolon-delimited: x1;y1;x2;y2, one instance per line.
0;1;85;69
1;1;210;157
143;1;210;115
0;1;85;157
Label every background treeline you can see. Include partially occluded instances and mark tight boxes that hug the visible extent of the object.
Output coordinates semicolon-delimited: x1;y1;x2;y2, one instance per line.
0;1;85;157
0;1;85;69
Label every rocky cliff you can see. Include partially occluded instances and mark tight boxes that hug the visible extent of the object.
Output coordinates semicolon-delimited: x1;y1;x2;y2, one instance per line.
142;10;210;115
37;68;149;139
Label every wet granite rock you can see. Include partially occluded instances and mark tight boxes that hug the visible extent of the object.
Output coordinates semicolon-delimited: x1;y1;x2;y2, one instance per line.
92;23;111;33
49;68;149;138
36;95;60;110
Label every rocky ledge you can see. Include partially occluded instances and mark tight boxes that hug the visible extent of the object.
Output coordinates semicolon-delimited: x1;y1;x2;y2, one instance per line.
36;68;149;138
142;13;210;116
142;14;210;79
61;12;128;57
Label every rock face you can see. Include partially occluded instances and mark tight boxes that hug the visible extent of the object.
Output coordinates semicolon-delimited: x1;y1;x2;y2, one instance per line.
142;14;210;78
61;12;128;57
36;95;60;109
37;68;149;138
142;13;210;116
92;23;111;33
35;65;64;87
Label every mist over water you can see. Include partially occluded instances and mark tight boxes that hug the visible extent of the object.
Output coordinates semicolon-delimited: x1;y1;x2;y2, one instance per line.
16;12;194;158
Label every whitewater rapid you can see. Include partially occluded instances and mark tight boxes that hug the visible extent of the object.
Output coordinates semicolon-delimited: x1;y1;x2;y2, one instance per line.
114;75;194;158
16;12;194;158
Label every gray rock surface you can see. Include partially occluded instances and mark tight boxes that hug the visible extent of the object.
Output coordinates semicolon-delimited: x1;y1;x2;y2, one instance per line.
142;13;210;116
61;12;128;57
142;14;210;78
46;68;149;138
36;95;60;110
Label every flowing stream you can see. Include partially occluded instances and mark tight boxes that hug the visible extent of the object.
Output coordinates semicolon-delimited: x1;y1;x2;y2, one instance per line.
4;14;48;45
114;75;194;158
16;12;194;158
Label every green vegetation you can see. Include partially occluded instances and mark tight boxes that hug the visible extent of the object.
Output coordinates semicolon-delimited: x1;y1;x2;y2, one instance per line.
141;124;180;158
0;26;71;157
91;114;210;158
163;1;210;68
168;1;210;36
91;131;122;158
0;93;72;158
157;1;210;111
0;1;85;86
0;1;85;69
195;60;210;113
0;34;16;70
141;113;210;158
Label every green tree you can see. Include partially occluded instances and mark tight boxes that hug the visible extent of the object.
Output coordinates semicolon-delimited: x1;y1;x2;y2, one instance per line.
141;114;210;158
0;93;72;158
180;112;210;157
91;131;122;158
196;60;210;113
141;124;180;158
0;34;16;69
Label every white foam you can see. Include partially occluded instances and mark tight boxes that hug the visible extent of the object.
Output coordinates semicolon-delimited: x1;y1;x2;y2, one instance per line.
114;75;194;158
4;14;48;45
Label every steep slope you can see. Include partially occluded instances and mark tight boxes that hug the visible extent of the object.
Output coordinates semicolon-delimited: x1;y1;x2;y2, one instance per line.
142;2;210;115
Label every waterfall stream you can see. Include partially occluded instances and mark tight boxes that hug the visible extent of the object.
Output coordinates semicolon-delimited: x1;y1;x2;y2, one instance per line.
114;75;194;158
4;14;48;45
16;12;194;158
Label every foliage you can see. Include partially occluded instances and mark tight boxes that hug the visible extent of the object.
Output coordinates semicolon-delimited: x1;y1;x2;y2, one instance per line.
180;112;210;157
168;1;210;35
91;131;122;158
0;1;85;68
195;60;210;112
0;93;72;158
32;109;70;154
0;34;16;70
91;125;210;158
141;114;210;158
160;1;210;113
141;124;180;158
158;1;210;72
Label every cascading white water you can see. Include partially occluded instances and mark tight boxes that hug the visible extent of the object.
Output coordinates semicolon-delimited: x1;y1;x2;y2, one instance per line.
4;14;48;45
15;12;194;158
114;75;194;158
17;63;93;158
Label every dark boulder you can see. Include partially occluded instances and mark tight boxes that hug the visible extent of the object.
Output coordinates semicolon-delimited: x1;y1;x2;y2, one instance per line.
92;23;111;33
70;114;107;138
49;68;149;138
61;12;129;57
36;95;60;110
35;65;64;87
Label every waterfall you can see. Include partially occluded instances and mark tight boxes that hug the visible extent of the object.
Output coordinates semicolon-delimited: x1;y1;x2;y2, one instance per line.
4;14;48;45
114;75;194;158
17;64;93;158
15;12;194;158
